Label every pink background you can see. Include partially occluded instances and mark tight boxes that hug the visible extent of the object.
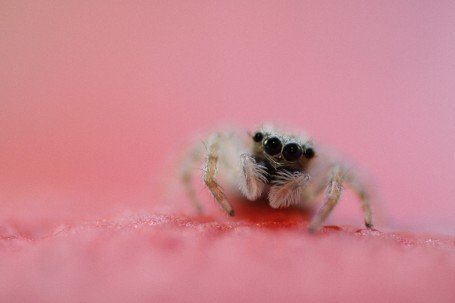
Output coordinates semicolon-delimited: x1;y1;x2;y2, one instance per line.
2;1;455;233
1;1;455;302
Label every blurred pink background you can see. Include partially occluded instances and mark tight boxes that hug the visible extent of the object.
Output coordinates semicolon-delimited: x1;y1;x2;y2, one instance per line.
1;1;455;233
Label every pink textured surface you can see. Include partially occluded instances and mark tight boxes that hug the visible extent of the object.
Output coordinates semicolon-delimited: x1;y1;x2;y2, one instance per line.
2;212;455;303
1;1;455;302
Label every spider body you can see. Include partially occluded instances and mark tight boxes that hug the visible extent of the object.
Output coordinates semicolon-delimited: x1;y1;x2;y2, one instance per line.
182;124;373;232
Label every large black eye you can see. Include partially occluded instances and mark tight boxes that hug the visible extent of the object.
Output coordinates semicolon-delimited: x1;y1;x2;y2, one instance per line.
263;137;282;156
282;143;302;162
252;132;263;143
303;146;315;159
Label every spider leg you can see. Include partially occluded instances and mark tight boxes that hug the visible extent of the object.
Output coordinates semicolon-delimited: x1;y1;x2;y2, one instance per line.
238;154;268;200
345;173;374;229
268;170;311;208
203;134;235;216
301;175;327;203
180;143;205;213
308;164;374;232
308;165;345;232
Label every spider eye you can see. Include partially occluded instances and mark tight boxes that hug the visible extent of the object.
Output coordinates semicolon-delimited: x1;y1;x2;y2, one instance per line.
282;143;302;162
263;137;282;156
252;132;263;143
303;146;315;159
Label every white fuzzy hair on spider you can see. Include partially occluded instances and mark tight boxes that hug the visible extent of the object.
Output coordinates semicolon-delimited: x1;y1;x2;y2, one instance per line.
181;124;373;232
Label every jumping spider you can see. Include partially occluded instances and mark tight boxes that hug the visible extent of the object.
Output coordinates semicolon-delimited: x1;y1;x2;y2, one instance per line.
181;124;373;232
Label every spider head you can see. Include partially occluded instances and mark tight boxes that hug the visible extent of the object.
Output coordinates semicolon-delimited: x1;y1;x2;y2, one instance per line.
251;130;315;167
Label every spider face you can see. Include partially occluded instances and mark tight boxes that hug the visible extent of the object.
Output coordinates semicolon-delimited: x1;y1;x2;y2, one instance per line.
252;131;315;169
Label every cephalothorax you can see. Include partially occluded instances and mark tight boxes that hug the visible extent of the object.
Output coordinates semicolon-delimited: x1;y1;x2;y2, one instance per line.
181;124;373;232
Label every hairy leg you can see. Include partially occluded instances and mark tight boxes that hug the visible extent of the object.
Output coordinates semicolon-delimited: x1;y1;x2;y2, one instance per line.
268;170;311;209
308;165;345;232
203;134;235;216
180;143;205;213
238;154;268;200
345;172;374;228
308;164;374;232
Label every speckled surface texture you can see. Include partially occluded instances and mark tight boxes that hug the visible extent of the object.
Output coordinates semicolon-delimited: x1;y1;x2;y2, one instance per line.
2;210;455;302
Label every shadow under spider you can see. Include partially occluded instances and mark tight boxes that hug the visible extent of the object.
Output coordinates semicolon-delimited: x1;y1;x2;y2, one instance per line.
199;196;314;229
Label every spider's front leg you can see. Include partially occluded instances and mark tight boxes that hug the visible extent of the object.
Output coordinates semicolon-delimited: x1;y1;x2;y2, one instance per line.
238;154;268;201
203;134;235;216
